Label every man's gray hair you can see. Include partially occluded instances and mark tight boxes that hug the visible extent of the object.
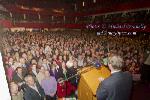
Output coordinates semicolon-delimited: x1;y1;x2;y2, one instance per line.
24;75;33;82
109;55;123;69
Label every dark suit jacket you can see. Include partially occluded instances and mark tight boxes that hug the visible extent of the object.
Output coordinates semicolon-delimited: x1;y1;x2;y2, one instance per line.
13;73;27;90
66;67;78;86
13;67;27;83
96;71;132;100
50;67;64;81
13;73;24;83
24;82;45;100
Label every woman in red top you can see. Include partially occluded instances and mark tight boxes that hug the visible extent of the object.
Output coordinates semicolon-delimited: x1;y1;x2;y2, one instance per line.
57;78;76;98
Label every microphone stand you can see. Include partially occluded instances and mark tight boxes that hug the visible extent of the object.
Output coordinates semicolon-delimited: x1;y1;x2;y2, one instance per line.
59;66;96;99
59;66;95;84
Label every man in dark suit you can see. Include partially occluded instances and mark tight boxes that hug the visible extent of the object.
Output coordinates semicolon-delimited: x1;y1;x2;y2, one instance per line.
50;61;64;81
13;67;25;84
13;67;27;90
24;75;45;100
96;55;132;100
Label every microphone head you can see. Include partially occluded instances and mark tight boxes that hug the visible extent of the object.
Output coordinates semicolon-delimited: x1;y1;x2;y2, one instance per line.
95;62;101;68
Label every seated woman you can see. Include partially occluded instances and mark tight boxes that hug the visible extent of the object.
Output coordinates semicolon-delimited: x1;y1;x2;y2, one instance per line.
41;70;57;100
10;82;24;100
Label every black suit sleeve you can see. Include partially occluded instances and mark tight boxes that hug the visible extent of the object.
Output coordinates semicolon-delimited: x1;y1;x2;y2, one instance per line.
24;90;32;100
36;82;45;98
96;82;108;100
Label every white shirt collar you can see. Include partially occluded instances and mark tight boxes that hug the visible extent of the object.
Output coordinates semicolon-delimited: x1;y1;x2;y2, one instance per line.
29;84;41;96
32;70;38;75
111;70;121;74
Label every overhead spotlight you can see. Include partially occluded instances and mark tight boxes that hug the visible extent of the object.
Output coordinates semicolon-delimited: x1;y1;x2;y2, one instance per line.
83;1;85;6
38;13;40;20
74;3;77;11
93;0;96;3
23;14;26;20
51;16;54;21
133;32;136;35
63;16;66;22
10;12;12;18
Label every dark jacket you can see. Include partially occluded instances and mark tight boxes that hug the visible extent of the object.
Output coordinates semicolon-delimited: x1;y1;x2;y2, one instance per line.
50;67;64;81
13;73;24;83
96;71;132;100
24;82;45;100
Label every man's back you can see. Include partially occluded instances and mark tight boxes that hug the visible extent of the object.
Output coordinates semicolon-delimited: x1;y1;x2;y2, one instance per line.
96;71;132;100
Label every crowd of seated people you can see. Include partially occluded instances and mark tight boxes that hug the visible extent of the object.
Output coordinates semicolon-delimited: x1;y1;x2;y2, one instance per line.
0;30;149;100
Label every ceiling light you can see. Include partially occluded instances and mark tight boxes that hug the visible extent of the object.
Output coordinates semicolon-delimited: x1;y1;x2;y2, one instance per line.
23;14;26;19
93;0;96;3
74;4;77;11
83;1;85;6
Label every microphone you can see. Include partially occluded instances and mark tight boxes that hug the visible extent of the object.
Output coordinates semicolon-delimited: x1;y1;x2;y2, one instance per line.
90;60;101;69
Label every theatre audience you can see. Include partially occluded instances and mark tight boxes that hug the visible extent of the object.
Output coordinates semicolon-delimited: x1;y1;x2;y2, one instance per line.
0;30;149;99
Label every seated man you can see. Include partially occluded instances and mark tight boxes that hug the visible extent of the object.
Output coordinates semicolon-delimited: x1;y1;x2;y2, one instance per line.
24;75;45;100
